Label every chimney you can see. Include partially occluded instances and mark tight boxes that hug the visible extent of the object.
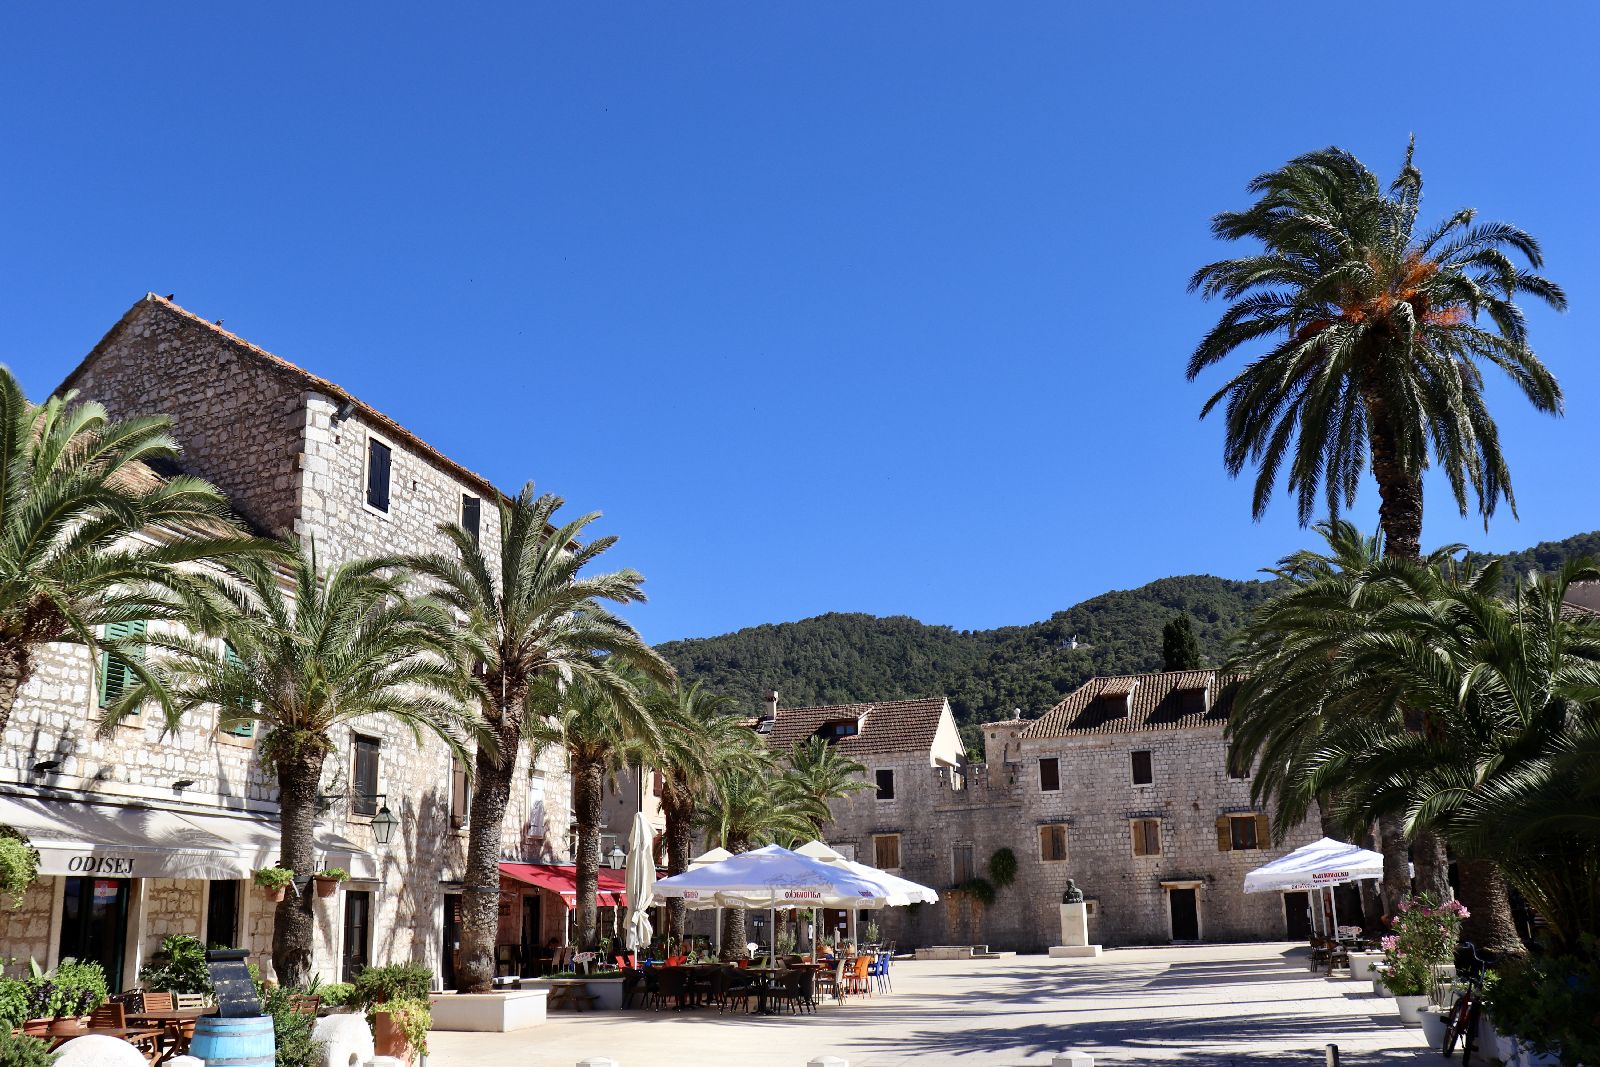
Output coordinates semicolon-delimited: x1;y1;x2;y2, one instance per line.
762;690;779;721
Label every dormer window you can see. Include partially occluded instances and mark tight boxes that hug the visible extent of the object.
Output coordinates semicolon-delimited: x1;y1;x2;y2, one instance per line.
817;718;860;743
1175;682;1210;716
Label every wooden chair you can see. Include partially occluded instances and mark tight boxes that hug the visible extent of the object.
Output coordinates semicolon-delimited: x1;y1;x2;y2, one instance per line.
287;994;322;1017
173;994;207;1011
88;1003;127;1028
140;993;175;1013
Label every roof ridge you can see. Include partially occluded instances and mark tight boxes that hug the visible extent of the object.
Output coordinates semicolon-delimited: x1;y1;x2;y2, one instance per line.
57;293;509;503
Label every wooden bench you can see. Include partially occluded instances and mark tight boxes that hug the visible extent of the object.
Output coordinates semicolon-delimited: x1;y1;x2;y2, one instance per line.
546;979;600;1012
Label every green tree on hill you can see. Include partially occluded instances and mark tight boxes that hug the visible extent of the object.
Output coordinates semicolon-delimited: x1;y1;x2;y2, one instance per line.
1161;614;1202;671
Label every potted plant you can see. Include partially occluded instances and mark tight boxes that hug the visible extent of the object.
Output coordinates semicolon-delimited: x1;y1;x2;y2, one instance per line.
253;866;296;902
371;996;429;1064
1377;896;1467;1026
314;867;349;898
0;831;39;909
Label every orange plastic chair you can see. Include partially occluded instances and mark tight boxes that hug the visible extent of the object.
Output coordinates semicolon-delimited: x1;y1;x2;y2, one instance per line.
848;954;871;996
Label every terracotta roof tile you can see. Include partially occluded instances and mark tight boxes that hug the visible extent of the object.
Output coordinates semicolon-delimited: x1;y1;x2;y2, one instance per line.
764;697;948;758
1021;670;1239;739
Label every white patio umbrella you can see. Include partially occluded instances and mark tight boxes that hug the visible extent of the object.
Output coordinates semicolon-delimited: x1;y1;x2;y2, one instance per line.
622;811;656;952
1243;836;1384;936
795;839;940;905
690;846;733;954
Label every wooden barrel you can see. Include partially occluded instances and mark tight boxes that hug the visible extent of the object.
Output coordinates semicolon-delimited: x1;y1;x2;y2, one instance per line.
187;1014;275;1067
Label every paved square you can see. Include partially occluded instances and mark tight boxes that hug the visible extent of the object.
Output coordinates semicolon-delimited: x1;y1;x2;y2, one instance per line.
429;943;1443;1066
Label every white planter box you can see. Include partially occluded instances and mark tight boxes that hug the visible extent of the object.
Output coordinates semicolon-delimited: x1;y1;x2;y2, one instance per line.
523;977;627;1011
1347;952;1384;982
1394;994;1431;1026
428;990;548;1032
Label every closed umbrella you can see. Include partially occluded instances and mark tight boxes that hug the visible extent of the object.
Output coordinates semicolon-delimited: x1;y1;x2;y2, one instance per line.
623;812;656;952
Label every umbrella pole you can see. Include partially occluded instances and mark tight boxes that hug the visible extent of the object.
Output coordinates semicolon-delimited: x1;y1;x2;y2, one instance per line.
1330;886;1339;936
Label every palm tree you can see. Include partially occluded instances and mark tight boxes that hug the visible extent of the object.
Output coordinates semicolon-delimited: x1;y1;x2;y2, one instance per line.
697;757;817;957
647;680;756;944
407;486;669;992
781;737;869;839
1227;520;1445;912
527;673;661;951
110;545;480;986
1188;141;1566;559
1309;561;1600;955
0;369;274;734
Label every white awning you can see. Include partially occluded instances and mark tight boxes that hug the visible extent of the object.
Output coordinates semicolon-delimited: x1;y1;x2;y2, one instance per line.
0;795;247;880
0;794;378;883
1243;836;1385;894
176;811;379;882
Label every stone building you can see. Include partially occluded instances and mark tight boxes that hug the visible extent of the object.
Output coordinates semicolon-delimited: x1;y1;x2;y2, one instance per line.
0;294;650;989
766;669;1323;951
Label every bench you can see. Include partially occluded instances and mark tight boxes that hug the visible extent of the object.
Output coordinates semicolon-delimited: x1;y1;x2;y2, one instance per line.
546;980;600;1012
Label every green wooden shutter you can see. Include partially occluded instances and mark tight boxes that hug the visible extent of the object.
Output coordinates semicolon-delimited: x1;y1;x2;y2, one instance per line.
221;645;255;737
98;620;147;710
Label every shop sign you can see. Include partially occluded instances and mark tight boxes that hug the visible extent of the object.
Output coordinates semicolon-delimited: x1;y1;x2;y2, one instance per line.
67;855;136;875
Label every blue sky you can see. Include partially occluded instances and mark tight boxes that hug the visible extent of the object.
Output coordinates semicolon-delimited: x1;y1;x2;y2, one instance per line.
3;4;1598;643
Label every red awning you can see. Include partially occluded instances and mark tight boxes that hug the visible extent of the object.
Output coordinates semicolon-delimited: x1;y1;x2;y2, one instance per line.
500;863;629;909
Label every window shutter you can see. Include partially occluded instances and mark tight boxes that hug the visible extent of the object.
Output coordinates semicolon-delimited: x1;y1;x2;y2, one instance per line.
1254;812;1270;846
99;620;147;710
367;440;391;511
221;645;255;737
1132;822;1147;857
461;495;481;544
450;760;467;829
1148;821;1161;855
1216;815;1232;851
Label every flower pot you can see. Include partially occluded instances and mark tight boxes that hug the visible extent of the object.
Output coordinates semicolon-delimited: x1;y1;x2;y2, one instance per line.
1394;993;1431;1025
314;876;341;898
1417;1006;1447;1048
263;886;286;903
372;1009;412;1064
1371;977;1390;997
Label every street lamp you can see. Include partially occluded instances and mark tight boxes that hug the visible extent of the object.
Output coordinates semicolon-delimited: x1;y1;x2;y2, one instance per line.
370;804;399;846
606;844;626;870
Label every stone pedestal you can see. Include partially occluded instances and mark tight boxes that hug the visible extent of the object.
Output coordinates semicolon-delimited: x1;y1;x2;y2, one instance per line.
1048;902;1102;959
428;989;548;1031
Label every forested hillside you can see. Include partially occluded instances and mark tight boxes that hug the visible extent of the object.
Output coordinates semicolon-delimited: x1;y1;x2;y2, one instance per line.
658;529;1600;742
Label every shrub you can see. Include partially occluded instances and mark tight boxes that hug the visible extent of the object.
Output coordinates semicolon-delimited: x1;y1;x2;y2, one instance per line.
349;962;431;1009
0;1030;55;1067
138;934;212;994
1485;939;1600;1065
318;982;356;1009
260;985;324;1067
1377;896;1466;997
0;833;39;909
0;978;28;1029
987;847;1017;889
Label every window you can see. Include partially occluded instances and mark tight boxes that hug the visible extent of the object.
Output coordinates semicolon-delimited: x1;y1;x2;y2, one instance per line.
1038;757;1060;792
98;620;147;712
1218;813;1269;852
366;438;391;512
1039;823;1069;862
1227;757;1252;780
952;844;974;883
875;769;895;801
817;719;859;742
219;644;254;737
873;834;901;871
1131;750;1154;785
651;770;663;798
449;758;469;830
352;735;380;816
1131;818;1162;857
526;774;547;838
1176;687;1208;716
206;881;239;948
461;494;480;544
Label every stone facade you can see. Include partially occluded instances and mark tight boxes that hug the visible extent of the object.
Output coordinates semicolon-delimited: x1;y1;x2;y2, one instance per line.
0;295;587;990
789;671;1323;951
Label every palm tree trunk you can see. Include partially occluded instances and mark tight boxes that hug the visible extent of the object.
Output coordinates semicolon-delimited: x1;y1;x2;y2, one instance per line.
271;745;325;987
458;736;518;994
661;789;694;945
1377;812;1411;917
573;755;605;950
1410;831;1452;902
720;832;750;959
1456;859;1526;958
0;642;31;740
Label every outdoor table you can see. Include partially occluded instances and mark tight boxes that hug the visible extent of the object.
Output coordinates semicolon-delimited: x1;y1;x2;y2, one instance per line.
45;1024;163;1050
746;967;785;1015
126;1007;209;1057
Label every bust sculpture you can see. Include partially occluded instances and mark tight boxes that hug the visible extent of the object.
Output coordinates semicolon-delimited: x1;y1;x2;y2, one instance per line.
1061;879;1084;904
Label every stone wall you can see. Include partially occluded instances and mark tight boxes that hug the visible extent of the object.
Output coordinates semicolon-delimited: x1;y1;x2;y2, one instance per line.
61;297;306;537
815;724;1320;951
0;878;55;974
140;879;204;957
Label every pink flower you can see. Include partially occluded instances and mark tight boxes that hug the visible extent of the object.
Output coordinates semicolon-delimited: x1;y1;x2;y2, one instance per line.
1380;936;1399;952
1397;900;1412;912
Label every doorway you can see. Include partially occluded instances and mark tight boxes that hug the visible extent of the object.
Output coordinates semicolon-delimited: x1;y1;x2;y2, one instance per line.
1283;891;1311;940
519;894;541;975
342;890;372;980
60;878;131;992
1168;887;1200;941
442;894;461;990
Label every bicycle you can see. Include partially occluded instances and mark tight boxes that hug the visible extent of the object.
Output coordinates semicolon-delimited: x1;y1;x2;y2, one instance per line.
1441;941;1485;1062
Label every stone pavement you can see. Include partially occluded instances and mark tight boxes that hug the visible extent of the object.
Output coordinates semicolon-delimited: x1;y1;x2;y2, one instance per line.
427;942;1450;1067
